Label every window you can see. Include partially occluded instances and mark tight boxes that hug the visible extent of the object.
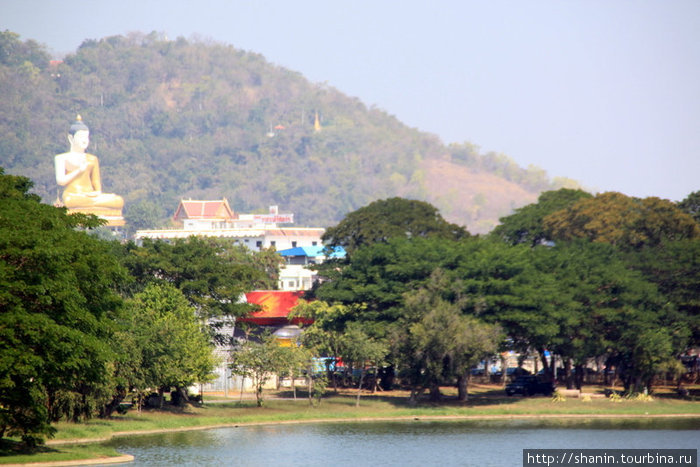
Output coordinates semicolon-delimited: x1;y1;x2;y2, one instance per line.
270;241;276;247
256;241;262;248
292;241;297;248
312;241;318;246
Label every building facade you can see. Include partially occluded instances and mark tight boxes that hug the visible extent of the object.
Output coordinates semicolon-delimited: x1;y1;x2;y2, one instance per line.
135;199;324;253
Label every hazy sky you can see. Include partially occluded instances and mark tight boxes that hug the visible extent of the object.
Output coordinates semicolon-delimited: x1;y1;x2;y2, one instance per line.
3;0;699;201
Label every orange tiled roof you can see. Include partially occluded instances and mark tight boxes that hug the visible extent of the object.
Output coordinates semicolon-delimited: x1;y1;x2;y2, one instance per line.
241;290;311;325
173;198;235;221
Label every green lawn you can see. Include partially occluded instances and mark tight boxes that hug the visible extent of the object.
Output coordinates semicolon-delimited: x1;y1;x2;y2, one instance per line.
1;385;698;465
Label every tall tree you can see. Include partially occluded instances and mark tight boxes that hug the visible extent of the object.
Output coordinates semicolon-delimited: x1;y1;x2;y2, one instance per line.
491;188;592;246
0;169;127;445
120;237;277;343
314;236;465;339
321;198;469;255
630;239;700;348
677;190;700;224
543;192;700;250
336;323;387;407
230;333;289;407
123;283;216;405
397;278;501;402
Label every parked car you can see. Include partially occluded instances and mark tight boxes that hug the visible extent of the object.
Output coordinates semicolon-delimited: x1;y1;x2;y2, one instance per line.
505;375;555;396
492;367;530;378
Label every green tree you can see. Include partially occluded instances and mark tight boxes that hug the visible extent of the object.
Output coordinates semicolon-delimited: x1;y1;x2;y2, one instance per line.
677;190;700;224
289;300;354;392
0;169;127;445
123;283;217;406
491;188;592;246
337;324;388;407
314;236;466;341
0;31;50;68
629;239;700;348
275;344;313;401
120;237;273;343
321;197;469;255
124;199;164;237
445;239;560;376
230;333;287;407
543;192;700;250
397;282;501;403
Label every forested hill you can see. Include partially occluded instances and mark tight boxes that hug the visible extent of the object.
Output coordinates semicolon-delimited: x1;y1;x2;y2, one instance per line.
0;31;580;234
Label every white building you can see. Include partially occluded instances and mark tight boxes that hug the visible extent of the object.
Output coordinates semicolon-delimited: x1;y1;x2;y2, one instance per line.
277;246;345;291
134;199;324;252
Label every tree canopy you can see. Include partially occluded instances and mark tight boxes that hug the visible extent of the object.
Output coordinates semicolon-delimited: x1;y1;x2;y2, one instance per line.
678;190;700;224
491;188;592;246
0;168;291;445
543;192;700;249
321;197;469;255
123;283;216;396
119;237;281;343
0;169;128;443
311;191;698;396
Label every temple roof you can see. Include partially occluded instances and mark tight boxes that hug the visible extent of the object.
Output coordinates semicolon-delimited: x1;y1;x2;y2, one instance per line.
173;198;235;221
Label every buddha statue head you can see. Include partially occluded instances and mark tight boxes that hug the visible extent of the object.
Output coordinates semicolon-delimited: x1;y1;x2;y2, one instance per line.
68;115;90;153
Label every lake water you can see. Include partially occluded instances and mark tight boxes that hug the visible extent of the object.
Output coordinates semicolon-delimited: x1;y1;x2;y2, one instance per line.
104;418;699;466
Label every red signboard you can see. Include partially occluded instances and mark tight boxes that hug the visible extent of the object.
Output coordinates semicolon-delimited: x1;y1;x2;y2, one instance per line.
252;214;294;224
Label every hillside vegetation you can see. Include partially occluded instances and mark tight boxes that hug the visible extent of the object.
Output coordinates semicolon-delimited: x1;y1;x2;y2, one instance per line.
0;31;577;233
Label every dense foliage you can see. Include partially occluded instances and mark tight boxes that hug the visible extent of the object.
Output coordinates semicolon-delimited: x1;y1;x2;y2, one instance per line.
321;197;469;255
0;30;566;234
0;169;276;446
311;189;700;397
118;237;282;343
0;169;127;444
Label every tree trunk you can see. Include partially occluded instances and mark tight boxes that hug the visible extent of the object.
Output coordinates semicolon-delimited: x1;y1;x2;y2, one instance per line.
564;359;573;390
539;349;551;380
500;354;508;386
356;370;365;407
101;387;126;418
409;386;424;406
457;372;469;402
328;360;338;393
172;387;190;407
239;376;245;402
379;365;395;391
157;387;165;409
307;365;314;406
429;382;441;402
574;363;584;390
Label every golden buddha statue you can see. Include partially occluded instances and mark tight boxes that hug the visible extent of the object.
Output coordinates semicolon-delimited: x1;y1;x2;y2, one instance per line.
55;115;124;224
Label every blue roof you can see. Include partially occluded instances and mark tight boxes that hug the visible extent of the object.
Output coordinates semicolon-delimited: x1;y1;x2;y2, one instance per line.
278;245;346;258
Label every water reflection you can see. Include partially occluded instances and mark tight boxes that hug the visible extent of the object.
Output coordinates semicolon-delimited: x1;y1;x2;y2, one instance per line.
104;418;700;466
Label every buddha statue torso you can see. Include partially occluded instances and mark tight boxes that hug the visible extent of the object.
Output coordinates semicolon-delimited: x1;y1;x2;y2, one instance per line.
55;116;124;217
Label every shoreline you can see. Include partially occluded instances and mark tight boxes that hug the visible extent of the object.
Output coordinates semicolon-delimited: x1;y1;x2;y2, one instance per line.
5;412;698;466
47;411;700;446
7;387;699;466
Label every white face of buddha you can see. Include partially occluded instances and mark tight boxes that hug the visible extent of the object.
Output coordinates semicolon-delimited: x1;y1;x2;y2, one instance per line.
69;130;90;152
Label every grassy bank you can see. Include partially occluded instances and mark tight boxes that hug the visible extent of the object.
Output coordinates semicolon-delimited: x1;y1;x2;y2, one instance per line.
2;385;698;465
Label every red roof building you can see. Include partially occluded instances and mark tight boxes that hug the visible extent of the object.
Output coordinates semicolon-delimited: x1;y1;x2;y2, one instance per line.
173;198;236;229
240;290;312;326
